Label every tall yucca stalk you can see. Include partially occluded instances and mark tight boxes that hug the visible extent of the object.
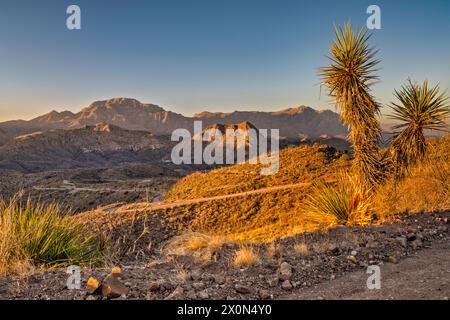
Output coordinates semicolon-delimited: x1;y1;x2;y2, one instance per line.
388;79;450;178
319;22;383;189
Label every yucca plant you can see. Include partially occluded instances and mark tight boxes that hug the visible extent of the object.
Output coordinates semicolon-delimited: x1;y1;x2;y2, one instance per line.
304;174;372;226
0;198;103;276
388;79;450;178
319;22;384;189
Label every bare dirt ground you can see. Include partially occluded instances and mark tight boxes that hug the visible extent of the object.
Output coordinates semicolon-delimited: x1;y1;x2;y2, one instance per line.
0;211;448;300
282;241;450;300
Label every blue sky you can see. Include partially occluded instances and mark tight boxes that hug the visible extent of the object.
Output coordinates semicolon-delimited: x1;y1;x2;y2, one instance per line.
0;0;449;121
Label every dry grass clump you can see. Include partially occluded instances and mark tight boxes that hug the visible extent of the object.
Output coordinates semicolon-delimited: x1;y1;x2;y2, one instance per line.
164;232;224;261
265;241;283;262
0;198;102;277
293;243;309;257
304;173;373;226
233;246;259;267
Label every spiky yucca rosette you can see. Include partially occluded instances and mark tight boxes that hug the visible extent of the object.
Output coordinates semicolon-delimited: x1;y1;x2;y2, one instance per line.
388;79;450;179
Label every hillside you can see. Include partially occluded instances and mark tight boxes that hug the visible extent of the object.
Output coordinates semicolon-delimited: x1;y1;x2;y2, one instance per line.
0;123;171;172
0;98;348;140
0;128;9;146
165;144;348;201
77;135;449;253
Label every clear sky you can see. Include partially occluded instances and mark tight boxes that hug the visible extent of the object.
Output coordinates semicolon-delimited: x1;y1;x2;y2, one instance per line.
0;0;449;121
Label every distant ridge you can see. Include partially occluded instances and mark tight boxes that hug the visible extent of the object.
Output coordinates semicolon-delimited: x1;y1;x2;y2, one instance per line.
0;122;168;172
0;98;348;139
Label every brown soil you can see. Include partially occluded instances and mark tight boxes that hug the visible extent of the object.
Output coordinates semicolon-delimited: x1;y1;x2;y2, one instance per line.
1;211;448;300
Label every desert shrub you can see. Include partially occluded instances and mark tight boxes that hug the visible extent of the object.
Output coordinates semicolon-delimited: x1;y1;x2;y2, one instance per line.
293;243;309;257
163;232;224;261
304;174;372;226
0;199;102;276
232;246;259;267
265;241;282;262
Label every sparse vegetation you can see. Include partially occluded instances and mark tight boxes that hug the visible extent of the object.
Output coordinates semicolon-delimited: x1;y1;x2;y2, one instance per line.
374;136;450;218
164;232;224;261
0;198;102;276
266;241;282;262
293;243;309;257
232;246;259;267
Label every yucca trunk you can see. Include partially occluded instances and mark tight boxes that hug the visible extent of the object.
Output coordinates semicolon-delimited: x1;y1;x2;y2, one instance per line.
319;22;383;190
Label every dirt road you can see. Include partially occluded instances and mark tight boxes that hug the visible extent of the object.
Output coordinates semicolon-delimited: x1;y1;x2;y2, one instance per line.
282;241;450;300
117;182;312;212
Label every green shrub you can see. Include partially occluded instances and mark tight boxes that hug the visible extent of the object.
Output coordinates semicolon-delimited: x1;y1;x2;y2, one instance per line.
0;199;102;276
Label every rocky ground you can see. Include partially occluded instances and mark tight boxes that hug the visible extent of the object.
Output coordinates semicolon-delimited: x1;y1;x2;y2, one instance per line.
0;211;448;300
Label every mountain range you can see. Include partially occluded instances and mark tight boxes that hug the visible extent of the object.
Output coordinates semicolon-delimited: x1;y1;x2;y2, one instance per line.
0;98;348;140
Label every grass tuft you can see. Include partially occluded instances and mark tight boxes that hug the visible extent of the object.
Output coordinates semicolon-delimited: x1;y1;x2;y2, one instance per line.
293;243;309;257
0;198;102;276
233;246;259;267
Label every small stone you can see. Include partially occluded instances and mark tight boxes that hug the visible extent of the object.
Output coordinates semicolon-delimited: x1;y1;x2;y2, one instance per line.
146;292;158;300
101;273;129;299
329;244;340;255
213;275;226;285
192;282;205;290
85;277;101;295
267;276;279;288
351;250;357;256
388;256;398;264
165;286;184;300
186;291;198;300
279;262;293;281
281;280;293;290
347;255;357;264
198;290;210;300
258;289;271;300
411;239;423;249
395;236;407;247
235;284;251;294
85;295;97;301
406;233;417;242
190;270;202;281
148;281;160;292
365;240;377;249
111;266;122;274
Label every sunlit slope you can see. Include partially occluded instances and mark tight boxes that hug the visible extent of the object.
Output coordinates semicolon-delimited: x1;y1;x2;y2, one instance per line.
165;145;349;201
